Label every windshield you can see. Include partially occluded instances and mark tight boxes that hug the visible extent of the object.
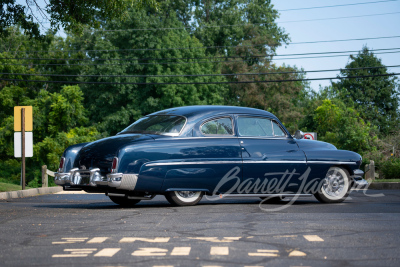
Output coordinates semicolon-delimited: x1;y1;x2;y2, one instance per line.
120;115;186;136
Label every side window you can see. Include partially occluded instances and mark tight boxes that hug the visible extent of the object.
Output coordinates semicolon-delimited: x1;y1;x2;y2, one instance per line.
237;117;286;137
201;117;233;135
272;121;286;136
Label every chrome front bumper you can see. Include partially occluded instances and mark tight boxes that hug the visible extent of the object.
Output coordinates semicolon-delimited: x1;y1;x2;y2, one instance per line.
351;169;369;189
55;169;138;190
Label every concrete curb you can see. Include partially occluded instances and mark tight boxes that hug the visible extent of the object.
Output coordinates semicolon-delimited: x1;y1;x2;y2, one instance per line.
0;186;63;200
369;182;400;190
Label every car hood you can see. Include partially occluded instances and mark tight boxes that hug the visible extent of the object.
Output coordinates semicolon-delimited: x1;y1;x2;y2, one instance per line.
295;139;337;150
75;134;154;174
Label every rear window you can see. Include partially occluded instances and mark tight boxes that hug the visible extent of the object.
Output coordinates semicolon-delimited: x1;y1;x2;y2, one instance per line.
121;115;186;136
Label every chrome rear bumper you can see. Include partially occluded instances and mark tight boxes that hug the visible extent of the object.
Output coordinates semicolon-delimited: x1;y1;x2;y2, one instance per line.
55;169;137;190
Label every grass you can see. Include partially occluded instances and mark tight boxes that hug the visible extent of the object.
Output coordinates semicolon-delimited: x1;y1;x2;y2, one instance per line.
0;182;32;192
372;179;400;183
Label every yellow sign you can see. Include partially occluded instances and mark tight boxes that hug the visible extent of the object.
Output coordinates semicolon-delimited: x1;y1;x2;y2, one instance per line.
14;106;33;131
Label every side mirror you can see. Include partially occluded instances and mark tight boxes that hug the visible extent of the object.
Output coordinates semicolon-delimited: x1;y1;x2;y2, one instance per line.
294;130;304;139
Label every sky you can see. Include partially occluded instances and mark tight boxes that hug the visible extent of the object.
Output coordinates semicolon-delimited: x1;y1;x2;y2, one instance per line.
16;0;400;91
272;0;400;90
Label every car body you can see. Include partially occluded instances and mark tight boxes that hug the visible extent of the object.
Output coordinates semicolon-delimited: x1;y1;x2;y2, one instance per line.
55;105;367;206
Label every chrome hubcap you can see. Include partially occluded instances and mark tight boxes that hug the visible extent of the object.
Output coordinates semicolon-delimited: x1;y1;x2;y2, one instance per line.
177;191;197;198
323;170;345;197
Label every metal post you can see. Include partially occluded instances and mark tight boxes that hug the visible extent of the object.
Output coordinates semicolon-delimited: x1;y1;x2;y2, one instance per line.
21;108;25;190
41;165;48;188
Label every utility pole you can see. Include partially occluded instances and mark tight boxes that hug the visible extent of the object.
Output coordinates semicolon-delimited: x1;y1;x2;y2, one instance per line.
21;108;25;190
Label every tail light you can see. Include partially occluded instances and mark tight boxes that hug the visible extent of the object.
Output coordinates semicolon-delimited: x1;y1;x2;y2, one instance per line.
58;157;65;173
111;157;118;173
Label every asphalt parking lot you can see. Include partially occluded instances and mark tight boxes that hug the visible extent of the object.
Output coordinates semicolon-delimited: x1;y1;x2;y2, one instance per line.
0;189;399;267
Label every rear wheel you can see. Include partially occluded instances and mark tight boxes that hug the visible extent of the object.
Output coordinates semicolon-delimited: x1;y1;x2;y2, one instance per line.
108;196;141;207
165;191;203;206
314;167;351;203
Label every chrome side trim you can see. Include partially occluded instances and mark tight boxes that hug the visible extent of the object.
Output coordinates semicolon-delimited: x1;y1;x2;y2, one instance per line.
244;161;307;164
145;161;243;166
307;161;357;165
145;160;357;167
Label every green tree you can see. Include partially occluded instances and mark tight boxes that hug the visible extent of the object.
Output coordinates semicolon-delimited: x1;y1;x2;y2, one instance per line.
1;0;160;38
72;8;227;135
0;84;99;186
300;98;378;154
332;46;400;135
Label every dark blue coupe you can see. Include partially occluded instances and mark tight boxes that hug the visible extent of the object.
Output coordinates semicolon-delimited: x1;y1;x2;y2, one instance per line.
55;105;367;206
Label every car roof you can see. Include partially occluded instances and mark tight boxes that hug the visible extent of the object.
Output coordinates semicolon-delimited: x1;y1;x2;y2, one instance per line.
148;105;278;120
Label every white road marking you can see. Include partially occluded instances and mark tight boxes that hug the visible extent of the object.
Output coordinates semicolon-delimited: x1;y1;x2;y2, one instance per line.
188;237;240;243
87;237;108;243
288;250;307;257
52;237;88;244
303;235;324;242
132;248;168;256
52;248;97;258
248;249;279;257
120;237;170;243
170;247;191;256
94;248;121;257
210;247;229;255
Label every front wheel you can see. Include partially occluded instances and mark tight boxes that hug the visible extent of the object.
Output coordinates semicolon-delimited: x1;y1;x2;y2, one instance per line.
109;196;141;207
165;191;203;206
314;167;351;203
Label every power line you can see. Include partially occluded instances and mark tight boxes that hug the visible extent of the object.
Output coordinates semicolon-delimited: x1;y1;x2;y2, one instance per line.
95;12;400;32
290;35;400;45
3;47;399;62
278;11;400;24
1;50;399;66
2;36;399;54
2;73;399;85
279;0;399;11
1;65;399;79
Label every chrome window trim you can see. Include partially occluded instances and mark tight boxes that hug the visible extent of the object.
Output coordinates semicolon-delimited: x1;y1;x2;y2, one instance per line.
199;116;235;136
271;119;287;137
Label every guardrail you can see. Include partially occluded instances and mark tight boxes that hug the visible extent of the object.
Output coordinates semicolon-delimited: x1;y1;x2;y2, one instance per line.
41;165;55;188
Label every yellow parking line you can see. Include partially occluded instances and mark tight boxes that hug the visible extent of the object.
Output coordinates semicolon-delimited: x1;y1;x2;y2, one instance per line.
288;250;307;257
132;248;168;256
210;247;229;255
52;248;97;258
248;249;279;257
303;235;324;242
170;247;191;256
52;237;88;244
120;237;170;243
188;237;240;243
94;248;121;257
87;237;108;243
